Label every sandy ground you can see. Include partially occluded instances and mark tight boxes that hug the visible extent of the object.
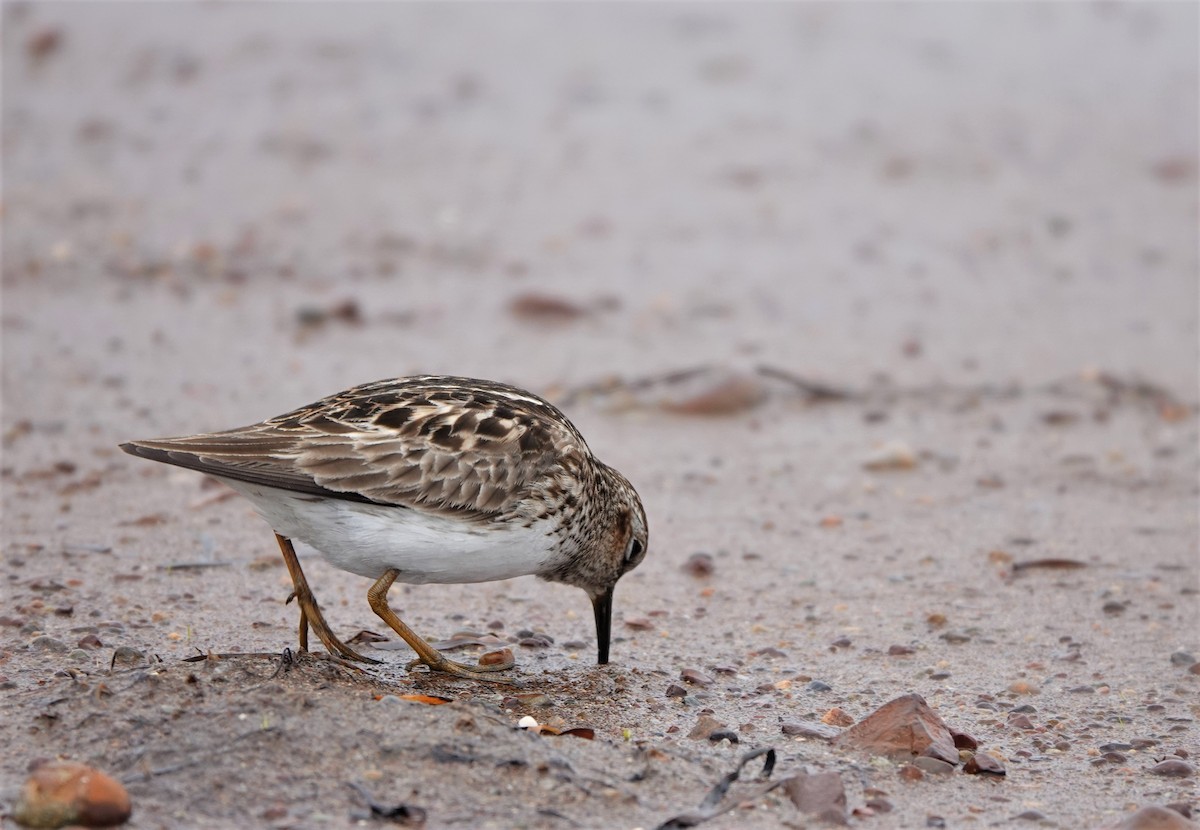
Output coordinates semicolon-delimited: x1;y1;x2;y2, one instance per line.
2;3;1198;829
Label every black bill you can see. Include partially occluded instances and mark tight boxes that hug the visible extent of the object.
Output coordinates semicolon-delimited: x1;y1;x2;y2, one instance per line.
592;585;614;665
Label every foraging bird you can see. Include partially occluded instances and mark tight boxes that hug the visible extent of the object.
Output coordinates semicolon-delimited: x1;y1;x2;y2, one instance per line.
120;376;648;679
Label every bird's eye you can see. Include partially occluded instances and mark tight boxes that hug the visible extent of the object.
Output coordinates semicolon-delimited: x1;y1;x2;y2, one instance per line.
626;538;644;563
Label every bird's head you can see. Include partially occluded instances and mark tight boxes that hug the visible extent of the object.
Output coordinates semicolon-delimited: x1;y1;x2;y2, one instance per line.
586;464;648;665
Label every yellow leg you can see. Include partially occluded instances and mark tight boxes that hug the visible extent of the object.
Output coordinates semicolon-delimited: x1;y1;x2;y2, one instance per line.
275;533;379;665
367;568;514;681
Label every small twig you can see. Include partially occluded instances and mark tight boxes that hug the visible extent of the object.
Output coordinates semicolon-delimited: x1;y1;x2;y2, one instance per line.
536;807;578;825
181;650;279;662
157;561;233;572
555;366;713;407
654;748;778;830
755;365;857;401
266;647;294;680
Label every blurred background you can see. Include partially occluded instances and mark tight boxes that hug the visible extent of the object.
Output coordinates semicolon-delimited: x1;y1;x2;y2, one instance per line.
2;9;1197;824
4;2;1195;435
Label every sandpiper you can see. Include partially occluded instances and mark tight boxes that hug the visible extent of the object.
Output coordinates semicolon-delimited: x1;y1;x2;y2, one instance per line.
120;375;648;680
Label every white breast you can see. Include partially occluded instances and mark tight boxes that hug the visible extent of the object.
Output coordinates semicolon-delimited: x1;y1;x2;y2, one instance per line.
219;479;557;583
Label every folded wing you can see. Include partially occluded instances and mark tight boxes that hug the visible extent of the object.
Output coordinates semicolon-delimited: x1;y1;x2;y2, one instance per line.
121;381;586;521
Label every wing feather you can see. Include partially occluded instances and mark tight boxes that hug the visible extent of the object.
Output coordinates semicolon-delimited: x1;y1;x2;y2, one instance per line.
120;376;590;521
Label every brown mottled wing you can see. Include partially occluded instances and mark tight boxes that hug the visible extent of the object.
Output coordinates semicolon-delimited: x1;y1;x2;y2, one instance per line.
120;377;589;520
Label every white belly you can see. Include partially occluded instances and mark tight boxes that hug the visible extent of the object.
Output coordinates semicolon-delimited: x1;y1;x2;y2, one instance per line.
219;479;556;583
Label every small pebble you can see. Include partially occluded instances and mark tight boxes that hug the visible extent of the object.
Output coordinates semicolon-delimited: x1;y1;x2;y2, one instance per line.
1169;651;1195;666
963;752;1005;776
863;440;918;471
807;680;832;692
781;721;840;741
13;761;131;828
1109;805;1198;830
508;293;585;322
1149;759;1194;778
30;637;69;654
109;647;144;668
1012;810;1049;822
682;552;715;577
912;757;954;775
660;372;765;416
950;729;979;750
821;708;854;727
517;635;553;648
665;684;687;698
478;648;514;667
687;714;727;740
680;668;714;687
755;646;787;659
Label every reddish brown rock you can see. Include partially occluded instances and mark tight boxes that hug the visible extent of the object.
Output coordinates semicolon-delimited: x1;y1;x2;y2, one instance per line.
949;728;979;749
822;707;854;727
478;647;514;668
1149;760;1194;778
682;552;715;577
782;772;848;825
508;292;586;322
679;668;714;687
1102;805;1200;830
13;761;131;828
659;372;766;416
963;751;1006;776
687;714;727;740
834;693;958;764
